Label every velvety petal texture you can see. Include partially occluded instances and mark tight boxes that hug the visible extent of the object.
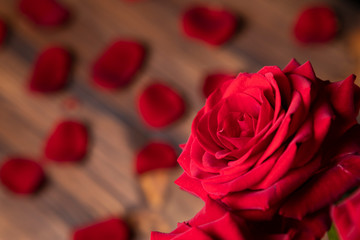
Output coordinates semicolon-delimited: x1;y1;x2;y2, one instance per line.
28;46;71;93
171;59;360;238
73;218;130;240
0;157;45;194
294;5;338;43
331;188;360;240
181;5;237;45
135;141;178;174
202;73;235;98
92;40;145;90
44;120;88;163
138;83;185;128
19;0;69;27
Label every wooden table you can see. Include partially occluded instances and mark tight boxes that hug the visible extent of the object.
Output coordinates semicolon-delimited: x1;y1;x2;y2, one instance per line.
0;0;359;239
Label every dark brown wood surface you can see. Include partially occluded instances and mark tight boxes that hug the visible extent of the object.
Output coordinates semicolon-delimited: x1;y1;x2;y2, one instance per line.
0;0;359;239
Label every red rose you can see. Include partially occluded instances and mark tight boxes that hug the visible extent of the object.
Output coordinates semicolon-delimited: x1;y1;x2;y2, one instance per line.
331;188;360;240
175;59;360;223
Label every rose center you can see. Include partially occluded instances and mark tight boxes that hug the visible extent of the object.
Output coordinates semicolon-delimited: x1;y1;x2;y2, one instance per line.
219;112;256;138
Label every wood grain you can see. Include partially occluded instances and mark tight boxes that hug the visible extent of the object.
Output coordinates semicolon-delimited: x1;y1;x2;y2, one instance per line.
0;0;358;239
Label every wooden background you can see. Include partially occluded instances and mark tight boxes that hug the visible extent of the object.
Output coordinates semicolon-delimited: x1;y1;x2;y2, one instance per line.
0;0;359;239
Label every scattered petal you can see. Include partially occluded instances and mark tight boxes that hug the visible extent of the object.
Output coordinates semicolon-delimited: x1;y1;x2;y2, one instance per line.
28;46;72;93
138;82;185;128
44;120;88;163
135;141;178;175
203;73;234;98
92;40;145;90
19;0;69;27
73;218;130;240
294;5;338;44
0;157;45;194
181;5;237;45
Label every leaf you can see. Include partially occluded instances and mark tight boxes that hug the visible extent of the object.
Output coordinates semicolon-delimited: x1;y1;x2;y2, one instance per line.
327;224;340;240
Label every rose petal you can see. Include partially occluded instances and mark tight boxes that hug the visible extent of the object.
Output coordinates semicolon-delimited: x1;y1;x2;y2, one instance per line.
19;0;69;27
0;157;45;194
331;188;360;240
280;154;360;220
181;5;237;45
202;73;234;98
28;46;71;93
177;135;195;173
283;59;301;73
326;124;360;159
258;66;292;108
326;74;360;135
135;141;178;175
296;208;331;239
44;120;88;163
328;75;359;117
202;147;284;197
138;83;185;128
199;213;247;240
193;108;223;155
92;40;145;90
293;5;338;44
290;61;317;81
221;155;321;211
255;94;275;134
73;218;130;240
222;73;274;101
175;172;208;200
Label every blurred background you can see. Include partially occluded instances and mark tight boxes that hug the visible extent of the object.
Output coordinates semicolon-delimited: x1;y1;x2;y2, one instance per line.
0;0;359;239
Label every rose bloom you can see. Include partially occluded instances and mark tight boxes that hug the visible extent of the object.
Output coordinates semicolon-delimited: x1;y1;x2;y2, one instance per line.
174;59;360;233
331;187;360;240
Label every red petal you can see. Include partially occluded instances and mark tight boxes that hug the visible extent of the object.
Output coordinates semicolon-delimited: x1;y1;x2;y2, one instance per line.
19;0;69;27
0;157;45;194
202;73;234;98
135;141;178;175
293;5;338;44
73;218;130;240
92;40;145;90
175;172;208;200
28;46;71;93
138;83;185;128
283;59;301;73
326;74;360;135
0;19;7;46
181;5;237;45
331;188;360;240
280;154;360;220
44;120;88;163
